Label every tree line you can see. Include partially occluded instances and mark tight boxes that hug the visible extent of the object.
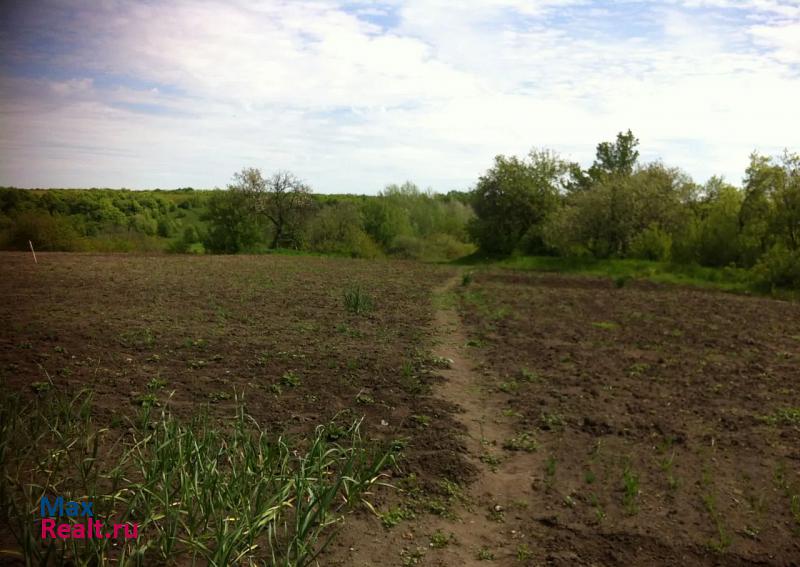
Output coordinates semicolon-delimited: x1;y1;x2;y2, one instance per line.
0;180;475;261
1;131;797;290
468;131;799;291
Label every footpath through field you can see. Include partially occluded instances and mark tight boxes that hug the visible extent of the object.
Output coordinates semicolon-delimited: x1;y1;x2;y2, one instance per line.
417;274;541;565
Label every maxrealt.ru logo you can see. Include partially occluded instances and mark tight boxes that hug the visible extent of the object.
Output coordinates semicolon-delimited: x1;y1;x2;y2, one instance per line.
39;496;138;540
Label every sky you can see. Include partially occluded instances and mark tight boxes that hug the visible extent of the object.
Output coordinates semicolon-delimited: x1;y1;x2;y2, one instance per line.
0;0;799;194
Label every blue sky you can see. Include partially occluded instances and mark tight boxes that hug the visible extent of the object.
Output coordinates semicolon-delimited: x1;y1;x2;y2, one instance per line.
1;0;799;193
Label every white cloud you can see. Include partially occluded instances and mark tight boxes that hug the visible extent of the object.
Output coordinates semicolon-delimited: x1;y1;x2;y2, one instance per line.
0;0;799;191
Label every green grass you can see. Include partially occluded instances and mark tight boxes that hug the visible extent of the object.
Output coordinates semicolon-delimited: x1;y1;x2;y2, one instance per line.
0;386;393;566
760;407;800;426
462;255;759;294
343;285;374;315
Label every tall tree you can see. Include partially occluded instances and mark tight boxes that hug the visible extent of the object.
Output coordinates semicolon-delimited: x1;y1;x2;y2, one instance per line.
468;150;571;255
228;168;312;249
589;129;640;180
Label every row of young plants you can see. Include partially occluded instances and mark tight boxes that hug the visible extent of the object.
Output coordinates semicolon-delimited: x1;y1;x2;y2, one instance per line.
0;383;395;566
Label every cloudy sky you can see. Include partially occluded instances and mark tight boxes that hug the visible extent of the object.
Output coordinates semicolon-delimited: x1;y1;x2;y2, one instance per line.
1;0;799;193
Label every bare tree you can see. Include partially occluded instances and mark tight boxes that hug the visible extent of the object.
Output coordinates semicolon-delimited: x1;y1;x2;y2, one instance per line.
228;167;312;249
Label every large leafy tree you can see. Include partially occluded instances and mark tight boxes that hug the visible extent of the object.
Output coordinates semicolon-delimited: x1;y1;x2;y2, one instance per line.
469;150;571;255
228;168;313;249
203;189;261;253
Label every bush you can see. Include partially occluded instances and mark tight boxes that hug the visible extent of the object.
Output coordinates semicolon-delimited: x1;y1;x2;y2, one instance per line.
389;234;425;259
423;233;475;261
751;244;800;291
7;212;83;251
630;225;672;261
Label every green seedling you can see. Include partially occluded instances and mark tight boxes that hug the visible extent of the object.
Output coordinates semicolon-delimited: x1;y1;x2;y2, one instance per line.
503;432;538;452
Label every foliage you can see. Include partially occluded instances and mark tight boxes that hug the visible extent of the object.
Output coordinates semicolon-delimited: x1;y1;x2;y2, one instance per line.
0;387;393;566
468;150;571;255
227;168;313;249
203;189;262;253
5;211;83;251
751;244;800;292
0;183;473;262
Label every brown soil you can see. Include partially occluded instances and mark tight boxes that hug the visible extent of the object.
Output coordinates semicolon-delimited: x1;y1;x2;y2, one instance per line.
3;254;799;566
0;252;469;564
449;270;800;566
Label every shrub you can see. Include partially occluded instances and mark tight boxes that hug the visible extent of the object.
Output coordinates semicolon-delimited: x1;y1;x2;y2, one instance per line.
751;244;800;291
389;234;425;259
629;225;672;261
424;233;476;261
7;211;83;251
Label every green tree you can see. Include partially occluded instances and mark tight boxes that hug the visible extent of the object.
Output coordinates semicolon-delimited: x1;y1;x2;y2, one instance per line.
469;150;571;255
203;190;261;253
228;168;313;249
589;129;640;180
545;163;693;258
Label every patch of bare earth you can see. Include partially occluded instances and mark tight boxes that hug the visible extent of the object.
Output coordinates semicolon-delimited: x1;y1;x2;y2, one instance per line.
454;270;800;566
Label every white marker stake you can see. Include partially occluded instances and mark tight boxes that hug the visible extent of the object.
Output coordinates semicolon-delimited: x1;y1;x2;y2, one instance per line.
28;240;37;264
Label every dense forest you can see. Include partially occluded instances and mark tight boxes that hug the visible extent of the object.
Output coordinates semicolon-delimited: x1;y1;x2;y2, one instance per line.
2;131;798;291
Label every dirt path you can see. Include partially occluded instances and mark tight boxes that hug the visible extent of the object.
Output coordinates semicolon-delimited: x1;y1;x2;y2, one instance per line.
417;274;541;565
332;273;541;566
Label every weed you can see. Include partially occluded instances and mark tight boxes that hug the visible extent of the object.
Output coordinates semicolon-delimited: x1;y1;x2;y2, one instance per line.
146;376;167;391
503;432;538;452
584;469;596;484
628;362;650;376
791;495;800;529
498;380;519;394
622;464;640;514
119;327;156;349
516;543;532;561
544;456;557;487
401;547;426;566
207;391;231;402
477;547;495;560
589;493;606;523
356;391;375;405
461;271;474;286
343;285;374;314
410;414;430;427
429;530;453;549
430;355;453;369
281;370;301;387
591;321;619;330
133;392;158;407
519;367;541;382
381;506;415;528
480;452;503;472
539;411;565;431
30;381;50;394
184;337;207;349
335;323;364;338
760;407;800;426
390;437;410;452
